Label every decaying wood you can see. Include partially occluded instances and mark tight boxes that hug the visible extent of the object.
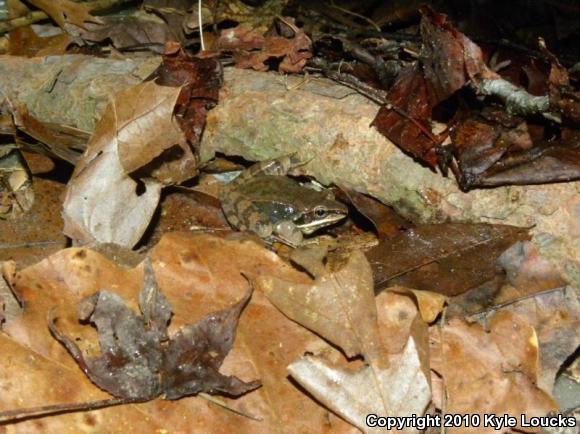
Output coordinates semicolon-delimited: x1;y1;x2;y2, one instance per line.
0;55;578;288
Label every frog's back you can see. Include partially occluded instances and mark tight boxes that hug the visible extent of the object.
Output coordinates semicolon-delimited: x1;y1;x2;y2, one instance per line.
235;175;322;207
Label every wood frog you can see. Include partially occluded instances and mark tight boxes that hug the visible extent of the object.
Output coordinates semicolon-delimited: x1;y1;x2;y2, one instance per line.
220;154;348;246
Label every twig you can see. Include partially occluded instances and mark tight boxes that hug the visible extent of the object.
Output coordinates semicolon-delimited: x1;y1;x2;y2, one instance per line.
0;240;61;249
323;70;388;104
198;0;205;51
199;393;263;421
465;286;569;321
0;11;47;34
0;397;146;424
329;2;381;32
476;78;555;119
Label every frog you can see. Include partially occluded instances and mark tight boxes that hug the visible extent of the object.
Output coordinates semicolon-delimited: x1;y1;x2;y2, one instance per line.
220;153;348;246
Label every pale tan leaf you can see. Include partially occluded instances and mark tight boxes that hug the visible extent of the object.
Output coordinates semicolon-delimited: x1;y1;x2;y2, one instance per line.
62;138;162;247
258;250;383;359
289;335;431;434
62;81;197;247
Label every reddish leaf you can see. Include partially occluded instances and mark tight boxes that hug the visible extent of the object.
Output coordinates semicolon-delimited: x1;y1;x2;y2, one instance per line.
216;21;312;73
151;43;223;150
419;6;488;106
336;187;411;240
371;64;440;167
539;40;580;124
451;109;580;188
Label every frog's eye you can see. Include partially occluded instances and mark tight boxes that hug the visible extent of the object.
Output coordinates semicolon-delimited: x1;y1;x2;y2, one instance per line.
314;207;327;218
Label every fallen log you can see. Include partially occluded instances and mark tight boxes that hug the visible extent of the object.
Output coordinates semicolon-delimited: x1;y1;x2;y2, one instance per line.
0;55;578;286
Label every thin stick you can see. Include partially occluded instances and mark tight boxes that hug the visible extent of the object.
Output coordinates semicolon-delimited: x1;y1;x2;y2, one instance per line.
0;397;145;424
466;286;569;321
198;0;205;51
329;2;381;32
199;393;263;421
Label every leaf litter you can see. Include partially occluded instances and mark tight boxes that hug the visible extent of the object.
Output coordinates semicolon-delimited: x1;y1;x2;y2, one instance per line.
0;1;579;432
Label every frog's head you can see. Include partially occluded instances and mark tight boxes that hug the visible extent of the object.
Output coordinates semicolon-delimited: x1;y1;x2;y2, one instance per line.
293;191;348;235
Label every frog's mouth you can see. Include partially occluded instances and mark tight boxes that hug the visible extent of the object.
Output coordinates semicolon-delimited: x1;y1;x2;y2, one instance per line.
295;211;347;234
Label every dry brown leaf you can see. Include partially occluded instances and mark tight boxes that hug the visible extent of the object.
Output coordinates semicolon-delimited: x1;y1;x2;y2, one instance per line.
387;286;447;324
49;262;260;400
8;25;72;57
109;81;196;184
80;14;182;53
216;21;312;73
62;81;197;247
258;250;385;360
28;0;100;30
260;252;431;432
11;104;89;164
1;233;356;432
430;312;558;434
469;287;580;393
366;223;530;296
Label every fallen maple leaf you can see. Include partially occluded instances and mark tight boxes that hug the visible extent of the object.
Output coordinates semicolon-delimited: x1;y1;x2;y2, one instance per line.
29;0;101;30
49;260;260;400
289;335;430;434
